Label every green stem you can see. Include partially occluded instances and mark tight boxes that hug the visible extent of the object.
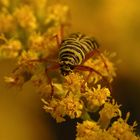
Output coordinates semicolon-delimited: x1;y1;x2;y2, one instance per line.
81;111;92;121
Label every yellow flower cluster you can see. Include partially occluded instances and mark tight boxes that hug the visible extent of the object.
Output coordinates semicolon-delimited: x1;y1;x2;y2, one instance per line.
1;0;139;139
0;34;22;58
0;10;14;33
41;71;113;123
82;85;110;112
13;5;37;31
76;118;139;140
45;4;70;26
0;0;68;59
108;118;138;140
83;52;116;83
98;100;121;129
42;93;83;123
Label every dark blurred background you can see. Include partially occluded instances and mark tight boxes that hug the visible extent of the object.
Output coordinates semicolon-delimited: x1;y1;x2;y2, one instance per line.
0;0;140;139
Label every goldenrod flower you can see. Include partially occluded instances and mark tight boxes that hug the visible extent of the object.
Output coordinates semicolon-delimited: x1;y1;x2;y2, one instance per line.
84;52;116;83
108;113;139;140
82;85;111;112
0;38;22;58
76;114;139;140
45;4;70;26
42;93;83;123
76;120;101;140
98;100;121;129
63;72;84;94
13;5;37;31
76;124;117;140
1;0;139;139
17;50;39;67
0;10;15;33
28;33;45;51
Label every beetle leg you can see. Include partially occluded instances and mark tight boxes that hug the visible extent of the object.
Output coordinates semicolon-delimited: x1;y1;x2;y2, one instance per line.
83;49;109;74
45;63;60;97
75;65;112;92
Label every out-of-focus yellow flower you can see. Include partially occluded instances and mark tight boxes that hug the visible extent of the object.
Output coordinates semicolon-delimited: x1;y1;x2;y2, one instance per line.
13;5;37;31
45;4;70;26
44;3;70;41
2;40;22;58
28;33;45;51
4;66;32;88
0;35;22;58
29;0;48;22
4;50;40;87
0;10;15;33
4;76;16;84
0;0;9;7
29;0;47;12
17;50;39;66
28;32;59;58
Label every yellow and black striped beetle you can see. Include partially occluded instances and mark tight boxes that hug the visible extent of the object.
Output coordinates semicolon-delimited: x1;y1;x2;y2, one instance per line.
43;32;111;95
26;32;111;95
58;32;100;76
